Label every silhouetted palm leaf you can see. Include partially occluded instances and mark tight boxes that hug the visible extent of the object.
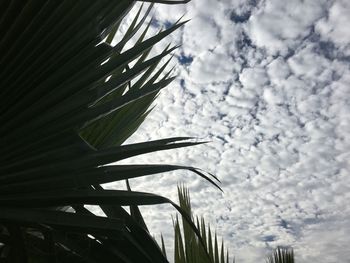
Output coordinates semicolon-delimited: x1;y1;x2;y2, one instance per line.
172;186;234;263
0;1;220;262
266;247;294;263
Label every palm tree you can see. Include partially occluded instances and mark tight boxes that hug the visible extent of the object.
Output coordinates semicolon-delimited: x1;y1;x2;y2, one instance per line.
166;187;295;263
266;247;294;263
163;186;233;263
0;1;220;262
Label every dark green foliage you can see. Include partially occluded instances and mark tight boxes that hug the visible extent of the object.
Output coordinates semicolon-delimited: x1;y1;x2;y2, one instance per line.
172;186;234;263
170;187;295;263
0;1;220;262
266;247;294;263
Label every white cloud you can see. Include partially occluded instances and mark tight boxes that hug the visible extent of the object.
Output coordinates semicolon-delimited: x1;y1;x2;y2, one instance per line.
247;0;328;55
114;1;350;262
316;0;350;55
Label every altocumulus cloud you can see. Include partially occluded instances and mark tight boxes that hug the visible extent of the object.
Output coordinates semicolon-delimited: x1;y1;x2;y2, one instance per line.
111;0;350;262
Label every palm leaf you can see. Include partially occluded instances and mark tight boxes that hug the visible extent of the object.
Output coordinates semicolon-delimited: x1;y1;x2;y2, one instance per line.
171;186;233;263
266;247;295;263
0;1;224;262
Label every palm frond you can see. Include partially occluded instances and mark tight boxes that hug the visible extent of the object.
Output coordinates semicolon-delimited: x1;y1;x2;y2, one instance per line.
0;1;224;262
172;185;233;263
266;247;295;263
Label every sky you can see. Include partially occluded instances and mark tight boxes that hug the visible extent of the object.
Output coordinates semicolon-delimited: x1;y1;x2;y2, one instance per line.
110;0;350;262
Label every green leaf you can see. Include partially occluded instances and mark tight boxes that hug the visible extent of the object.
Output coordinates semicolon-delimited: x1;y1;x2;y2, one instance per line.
0;207;124;236
126;180;149;232
0;2;225;263
266;247;294;263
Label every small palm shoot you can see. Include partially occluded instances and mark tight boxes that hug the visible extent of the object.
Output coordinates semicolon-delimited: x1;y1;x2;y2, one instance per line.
164;186;234;263
266;247;294;263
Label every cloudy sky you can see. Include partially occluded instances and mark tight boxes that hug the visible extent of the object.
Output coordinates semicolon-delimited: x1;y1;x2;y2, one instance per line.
112;0;350;262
